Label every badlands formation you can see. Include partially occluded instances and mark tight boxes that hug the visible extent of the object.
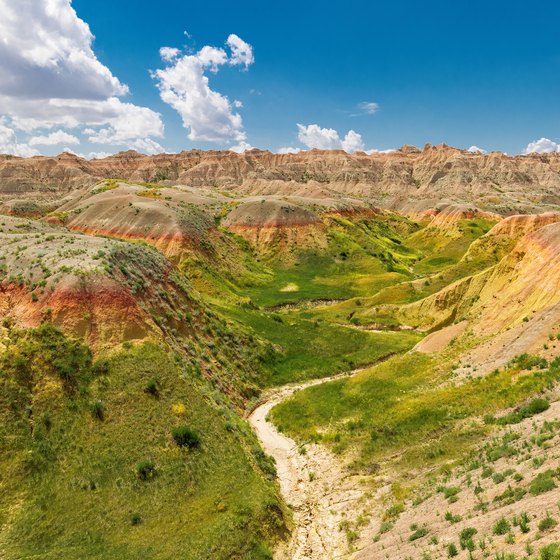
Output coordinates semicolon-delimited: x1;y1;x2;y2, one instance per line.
0;146;560;560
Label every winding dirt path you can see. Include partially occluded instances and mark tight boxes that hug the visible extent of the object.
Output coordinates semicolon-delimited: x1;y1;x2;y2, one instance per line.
248;369;371;560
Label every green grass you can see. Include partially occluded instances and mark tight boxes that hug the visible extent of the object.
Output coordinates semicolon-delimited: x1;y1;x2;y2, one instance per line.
0;328;284;560
225;214;422;308
407;219;496;275
223;304;421;385
270;352;560;471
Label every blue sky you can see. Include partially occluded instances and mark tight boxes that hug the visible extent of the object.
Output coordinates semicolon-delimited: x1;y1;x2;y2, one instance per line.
1;0;560;156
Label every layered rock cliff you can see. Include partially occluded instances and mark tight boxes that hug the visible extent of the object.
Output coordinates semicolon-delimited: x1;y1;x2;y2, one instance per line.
1;144;560;214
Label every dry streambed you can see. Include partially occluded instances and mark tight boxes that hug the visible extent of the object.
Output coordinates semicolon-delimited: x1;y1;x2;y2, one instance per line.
249;372;370;560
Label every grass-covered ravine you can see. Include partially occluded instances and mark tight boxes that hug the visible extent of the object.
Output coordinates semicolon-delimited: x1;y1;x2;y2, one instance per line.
2;199;552;560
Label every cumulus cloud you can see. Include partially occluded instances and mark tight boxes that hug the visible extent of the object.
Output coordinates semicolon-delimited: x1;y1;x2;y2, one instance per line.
365;148;396;155
0;119;38;157
29;130;80;146
87;151;112;160
160;47;181;62
0;0;127;100
297;124;365;153
153;34;254;143
85;99;164;145
467;145;487;154
0;0;164;155
226;34;254;68
524;138;560;154
229;141;254;153
277;146;302;154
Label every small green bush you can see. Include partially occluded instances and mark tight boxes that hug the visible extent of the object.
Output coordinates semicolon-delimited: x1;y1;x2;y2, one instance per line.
91;358;109;376
447;543;458;557
530;470;558;496
409;527;429;541
460;527;477;549
540;543;560;560
518;512;530;533
494;398;550;425
493;517;510;535
444;511;462;524
136;460;157;481
379;521;393;534
131;512;142;525
538;512;558;532
172;426;201;449
90;400;105;420
145;378;159;396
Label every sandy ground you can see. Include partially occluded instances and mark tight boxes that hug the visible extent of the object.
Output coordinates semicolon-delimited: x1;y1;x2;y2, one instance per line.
354;393;560;560
249;371;370;560
415;320;468;353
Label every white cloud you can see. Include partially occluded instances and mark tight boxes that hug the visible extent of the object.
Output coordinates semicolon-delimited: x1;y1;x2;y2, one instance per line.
0;119;38;157
365;148;396;155
29;130;80;146
342;130;365;152
277;146;302;154
87;151;112;160
524;138;560;154
129;138;165;155
153;34;254;143
229;141;254;153
358;101;379;115
467;145;487;154
64;147;113;159
0;0;164;155
226;34;254;68
0;0;127;100
160;47;181;62
85;99;164;145
297;124;365;153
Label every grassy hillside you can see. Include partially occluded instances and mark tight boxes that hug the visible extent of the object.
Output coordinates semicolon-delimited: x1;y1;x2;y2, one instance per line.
271;351;559;470
2;189;558;560
0;325;285;560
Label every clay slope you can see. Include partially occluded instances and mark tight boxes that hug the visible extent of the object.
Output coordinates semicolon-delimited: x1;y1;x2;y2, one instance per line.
51;181;227;258
400;219;560;337
2;144;560;214
0;216;194;345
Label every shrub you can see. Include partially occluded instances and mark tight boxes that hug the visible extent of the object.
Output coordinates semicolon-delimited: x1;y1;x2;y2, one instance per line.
518;512;530;533
409;527;429;541
384;502;404;519
460;527;477;549
172;426;200;449
131;512;142;525
90;400;105;420
438;486;460;500
494;398;550;425
145;378;159;396
540;543;560;560
447;543;458;557
494;484;526;504
538;512;558;532
252;447;277;480
444;511;462;524
92;358;109;376
530;470;557;496
379;521;393;534
136;460;157;481
493;517;510;535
